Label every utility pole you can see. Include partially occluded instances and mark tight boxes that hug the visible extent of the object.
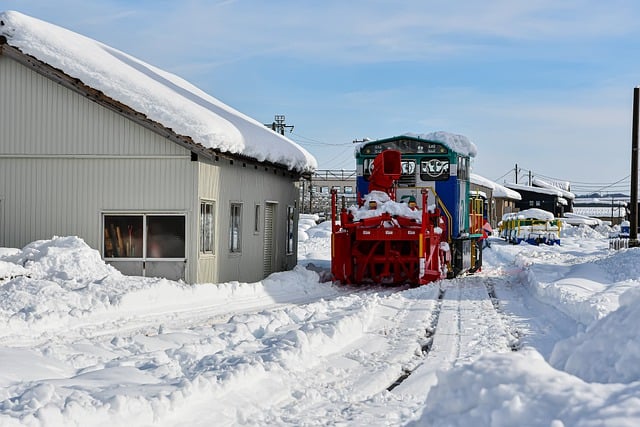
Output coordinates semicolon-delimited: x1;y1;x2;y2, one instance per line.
515;164;518;184
630;87;639;246
264;114;294;135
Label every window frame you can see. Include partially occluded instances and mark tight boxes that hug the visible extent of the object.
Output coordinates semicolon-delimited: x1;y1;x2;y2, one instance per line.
200;200;216;255
254;203;261;234
286;205;295;255
102;212;187;260
229;202;243;253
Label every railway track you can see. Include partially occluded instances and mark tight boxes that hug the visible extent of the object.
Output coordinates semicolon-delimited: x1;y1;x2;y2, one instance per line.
385;273;522;393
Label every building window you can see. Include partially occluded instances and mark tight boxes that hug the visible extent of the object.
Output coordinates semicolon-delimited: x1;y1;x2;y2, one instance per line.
104;215;143;258
103;214;185;259
229;203;242;253
344;186;353;194
254;204;261;233
147;215;186;258
200;201;215;254
321;186;329;194
286;205;295;255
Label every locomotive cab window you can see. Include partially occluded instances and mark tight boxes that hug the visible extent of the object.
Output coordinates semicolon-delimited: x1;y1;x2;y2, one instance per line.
457;156;470;180
420;158;450;181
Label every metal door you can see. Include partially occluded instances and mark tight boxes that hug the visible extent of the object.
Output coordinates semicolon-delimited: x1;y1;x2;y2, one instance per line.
263;203;276;277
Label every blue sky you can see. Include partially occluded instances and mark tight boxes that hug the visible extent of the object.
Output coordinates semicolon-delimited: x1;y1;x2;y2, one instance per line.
4;0;640;194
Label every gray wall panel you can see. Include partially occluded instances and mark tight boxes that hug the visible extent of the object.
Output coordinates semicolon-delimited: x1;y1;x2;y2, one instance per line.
0;57;187;157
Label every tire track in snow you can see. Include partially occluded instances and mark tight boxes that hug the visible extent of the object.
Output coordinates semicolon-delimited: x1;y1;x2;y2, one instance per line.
388;274;515;397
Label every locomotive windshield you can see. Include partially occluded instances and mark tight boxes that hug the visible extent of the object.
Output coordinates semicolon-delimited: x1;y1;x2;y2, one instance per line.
359;138;448;155
362;158;415;179
420;158;450;181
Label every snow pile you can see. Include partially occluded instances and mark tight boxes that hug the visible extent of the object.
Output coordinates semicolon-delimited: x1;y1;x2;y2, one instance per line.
348;190;425;222
297;220;332;274
417;347;636;427
560;222;608;239
0;10;316;173
297;214;319;242
6;236;120;285
550;286;640;384
0;236;339;344
0;259;27;281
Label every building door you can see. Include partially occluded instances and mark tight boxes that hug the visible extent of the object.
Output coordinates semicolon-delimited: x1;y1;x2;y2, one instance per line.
263;203;277;277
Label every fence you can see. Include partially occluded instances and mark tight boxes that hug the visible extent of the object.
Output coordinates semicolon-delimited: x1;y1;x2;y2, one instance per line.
609;238;630;250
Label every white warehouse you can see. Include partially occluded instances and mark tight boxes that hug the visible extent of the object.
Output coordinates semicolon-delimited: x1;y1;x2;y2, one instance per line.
0;11;316;283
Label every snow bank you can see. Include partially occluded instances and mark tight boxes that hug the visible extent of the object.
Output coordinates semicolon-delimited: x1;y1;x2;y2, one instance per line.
0;236;340;344
560;223;608;239
416;348;638;427
550;285;640;384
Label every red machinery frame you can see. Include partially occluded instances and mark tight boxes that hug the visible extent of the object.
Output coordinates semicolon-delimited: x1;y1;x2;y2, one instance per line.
331;150;449;285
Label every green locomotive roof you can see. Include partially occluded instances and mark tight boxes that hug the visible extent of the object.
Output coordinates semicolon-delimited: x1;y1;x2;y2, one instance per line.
357;131;477;158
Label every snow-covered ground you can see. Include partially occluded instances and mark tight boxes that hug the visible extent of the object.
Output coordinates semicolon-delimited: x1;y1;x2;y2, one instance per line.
0;219;639;426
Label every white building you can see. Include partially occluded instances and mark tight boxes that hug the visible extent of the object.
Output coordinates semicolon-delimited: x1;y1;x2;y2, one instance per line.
0;11;316;283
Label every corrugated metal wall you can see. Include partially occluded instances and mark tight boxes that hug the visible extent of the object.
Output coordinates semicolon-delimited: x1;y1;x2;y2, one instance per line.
0;55;198;280
0;57;185;157
196;159;298;284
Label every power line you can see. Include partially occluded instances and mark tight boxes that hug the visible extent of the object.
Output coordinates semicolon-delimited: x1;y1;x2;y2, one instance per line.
289;132;353;147
495;165;630;193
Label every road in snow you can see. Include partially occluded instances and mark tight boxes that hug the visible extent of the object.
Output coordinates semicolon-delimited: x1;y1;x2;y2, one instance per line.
0;221;639;426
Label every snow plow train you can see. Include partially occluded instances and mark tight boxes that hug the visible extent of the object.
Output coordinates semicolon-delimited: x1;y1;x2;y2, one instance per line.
331;133;483;286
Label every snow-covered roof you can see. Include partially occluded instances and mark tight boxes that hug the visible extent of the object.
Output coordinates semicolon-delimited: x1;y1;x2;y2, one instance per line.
504;182;564;197
502;208;555;221
470;173;522;200
532;178;575;200
470;189;488;199
403;131;478;157
0;10;317;173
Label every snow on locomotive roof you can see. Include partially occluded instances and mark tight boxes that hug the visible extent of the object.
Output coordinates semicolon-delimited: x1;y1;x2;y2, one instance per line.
404;131;477;157
356;131;478;158
0;10;317;173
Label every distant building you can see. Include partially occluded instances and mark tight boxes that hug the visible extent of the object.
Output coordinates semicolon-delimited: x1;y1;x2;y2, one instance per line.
470;174;521;227
302;170;357;217
504;182;572;217
0;11;316;283
573;197;628;225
